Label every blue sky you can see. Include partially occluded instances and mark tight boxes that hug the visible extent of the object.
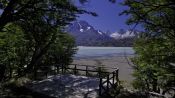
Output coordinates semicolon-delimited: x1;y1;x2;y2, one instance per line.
76;0;142;32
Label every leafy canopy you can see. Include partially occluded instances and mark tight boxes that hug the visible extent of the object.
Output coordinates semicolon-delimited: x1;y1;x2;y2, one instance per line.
122;0;175;92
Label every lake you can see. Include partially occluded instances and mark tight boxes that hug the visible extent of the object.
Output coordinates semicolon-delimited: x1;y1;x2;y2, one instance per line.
74;46;135;58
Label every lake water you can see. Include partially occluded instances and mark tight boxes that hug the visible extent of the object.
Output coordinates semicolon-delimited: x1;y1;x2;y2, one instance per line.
74;46;135;58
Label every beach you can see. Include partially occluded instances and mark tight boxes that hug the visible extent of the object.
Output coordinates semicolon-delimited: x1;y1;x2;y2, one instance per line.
73;56;135;89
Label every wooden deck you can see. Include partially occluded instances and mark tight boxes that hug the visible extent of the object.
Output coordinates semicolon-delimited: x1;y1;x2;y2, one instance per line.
27;74;99;98
27;64;119;98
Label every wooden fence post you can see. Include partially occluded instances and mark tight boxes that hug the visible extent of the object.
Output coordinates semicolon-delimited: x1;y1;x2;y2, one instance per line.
112;72;115;85
53;65;56;75
116;69;119;86
64;64;66;74
61;64;64;74
107;75;109;92
57;65;60;74
74;64;77;75
99;78;102;96
86;66;88;76
99;67;101;78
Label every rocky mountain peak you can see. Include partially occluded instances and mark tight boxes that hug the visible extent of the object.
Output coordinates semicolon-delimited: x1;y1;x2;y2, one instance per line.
66;20;139;46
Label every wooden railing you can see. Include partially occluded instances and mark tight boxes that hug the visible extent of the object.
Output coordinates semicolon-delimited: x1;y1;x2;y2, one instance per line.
33;64;119;97
99;69;119;96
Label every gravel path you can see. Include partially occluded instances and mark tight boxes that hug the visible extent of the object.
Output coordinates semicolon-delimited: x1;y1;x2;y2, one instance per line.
27;75;99;98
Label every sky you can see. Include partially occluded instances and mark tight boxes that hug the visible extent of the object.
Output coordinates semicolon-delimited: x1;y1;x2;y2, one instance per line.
76;0;141;32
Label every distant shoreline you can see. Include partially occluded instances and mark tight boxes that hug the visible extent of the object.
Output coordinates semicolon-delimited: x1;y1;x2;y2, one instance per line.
74;46;135;59
73;54;134;60
77;46;133;48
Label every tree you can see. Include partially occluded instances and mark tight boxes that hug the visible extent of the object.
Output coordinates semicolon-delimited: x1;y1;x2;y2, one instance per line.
42;32;77;67
0;22;78;80
122;0;175;93
0;23;29;80
131;36;175;92
0;0;94;80
0;0;97;31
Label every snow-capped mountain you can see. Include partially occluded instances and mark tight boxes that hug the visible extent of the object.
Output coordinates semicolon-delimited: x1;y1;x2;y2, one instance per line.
66;20;117;46
110;29;139;39
66;20;138;46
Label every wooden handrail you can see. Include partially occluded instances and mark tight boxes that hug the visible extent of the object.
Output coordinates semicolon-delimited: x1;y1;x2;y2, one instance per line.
65;67;110;73
69;64;118;70
34;64;119;97
102;77;116;84
39;64;118;74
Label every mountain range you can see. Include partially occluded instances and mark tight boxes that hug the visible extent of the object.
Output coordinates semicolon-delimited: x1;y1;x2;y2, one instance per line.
65;20;139;47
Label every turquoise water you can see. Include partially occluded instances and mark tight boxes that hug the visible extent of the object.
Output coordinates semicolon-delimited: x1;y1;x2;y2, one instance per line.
74;46;135;58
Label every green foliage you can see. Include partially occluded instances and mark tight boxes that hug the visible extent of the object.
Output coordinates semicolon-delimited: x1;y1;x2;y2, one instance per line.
0;22;77;81
0;0;92;97
122;0;175;93
132;36;175;91
0;23;30;80
0;0;98;78
42;32;77;66
0;0;97;31
0;0;87;81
